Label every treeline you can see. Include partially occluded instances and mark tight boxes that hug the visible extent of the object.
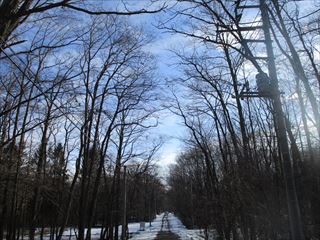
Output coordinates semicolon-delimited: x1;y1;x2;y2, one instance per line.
165;0;320;240
0;1;166;240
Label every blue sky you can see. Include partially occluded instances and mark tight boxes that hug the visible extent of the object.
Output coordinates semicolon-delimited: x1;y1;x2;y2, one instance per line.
73;1;190;169
124;2;192;169
107;0;318;172
49;0;317;171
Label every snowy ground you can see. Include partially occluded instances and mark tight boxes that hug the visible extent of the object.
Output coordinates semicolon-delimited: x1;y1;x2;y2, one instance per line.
166;213;205;240
31;212;205;240
130;212;205;240
129;213;164;240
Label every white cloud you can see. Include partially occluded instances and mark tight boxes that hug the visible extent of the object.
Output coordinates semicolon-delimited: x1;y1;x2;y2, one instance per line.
159;150;178;166
144;33;192;54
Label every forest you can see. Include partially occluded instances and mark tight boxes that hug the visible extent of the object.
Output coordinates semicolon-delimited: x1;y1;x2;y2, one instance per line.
0;0;319;240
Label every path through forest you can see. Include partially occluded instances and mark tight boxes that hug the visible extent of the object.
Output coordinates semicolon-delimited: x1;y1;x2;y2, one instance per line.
154;212;180;239
130;212;204;240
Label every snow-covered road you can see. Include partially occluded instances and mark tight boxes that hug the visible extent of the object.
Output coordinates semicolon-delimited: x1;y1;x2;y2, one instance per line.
130;212;205;240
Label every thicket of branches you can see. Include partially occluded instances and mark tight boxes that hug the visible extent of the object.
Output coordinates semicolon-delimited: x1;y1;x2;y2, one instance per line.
166;0;320;240
1;0;320;240
0;2;166;240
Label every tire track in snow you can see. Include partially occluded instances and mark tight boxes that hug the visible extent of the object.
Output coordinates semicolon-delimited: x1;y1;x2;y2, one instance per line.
156;212;180;240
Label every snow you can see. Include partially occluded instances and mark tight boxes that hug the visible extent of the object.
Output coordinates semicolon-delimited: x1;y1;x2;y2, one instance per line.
32;212;206;240
166;213;205;240
129;213;164;240
130;212;205;240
